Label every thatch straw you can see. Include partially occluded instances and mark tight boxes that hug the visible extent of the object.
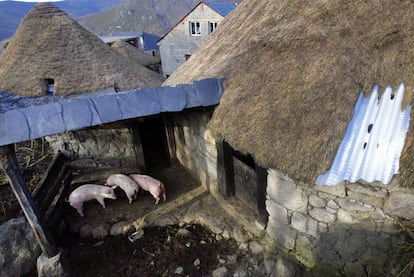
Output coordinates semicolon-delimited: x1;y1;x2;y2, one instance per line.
110;40;160;67
0;3;165;96
164;0;414;186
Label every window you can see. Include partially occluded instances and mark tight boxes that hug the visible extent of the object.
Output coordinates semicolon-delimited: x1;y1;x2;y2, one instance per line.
184;54;191;61
208;21;218;34
189;21;201;36
45;78;54;95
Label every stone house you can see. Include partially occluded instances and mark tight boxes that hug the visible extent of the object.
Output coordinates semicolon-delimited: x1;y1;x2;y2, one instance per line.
163;0;414;276
100;31;160;58
158;1;237;77
0;3;165;172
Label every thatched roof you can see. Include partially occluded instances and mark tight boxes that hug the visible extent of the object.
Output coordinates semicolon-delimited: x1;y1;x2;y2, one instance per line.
110;40;160;67
0;3;165;97
164;0;414;186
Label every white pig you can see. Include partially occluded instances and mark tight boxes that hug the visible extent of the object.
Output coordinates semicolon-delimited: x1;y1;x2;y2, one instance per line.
129;174;166;205
68;184;117;217
105;174;139;204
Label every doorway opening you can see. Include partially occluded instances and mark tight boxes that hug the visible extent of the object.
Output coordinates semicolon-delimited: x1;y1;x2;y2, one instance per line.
220;141;268;225
137;117;170;171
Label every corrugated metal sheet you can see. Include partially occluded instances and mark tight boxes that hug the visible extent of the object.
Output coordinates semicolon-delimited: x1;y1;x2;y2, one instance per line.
316;83;411;186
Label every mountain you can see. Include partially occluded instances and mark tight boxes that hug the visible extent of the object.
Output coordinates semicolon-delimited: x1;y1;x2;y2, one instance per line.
77;0;241;37
0;0;124;40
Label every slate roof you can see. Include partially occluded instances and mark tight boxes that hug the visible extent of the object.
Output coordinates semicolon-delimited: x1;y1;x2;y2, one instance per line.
0;78;224;146
158;1;238;40
100;31;160;51
206;2;237;17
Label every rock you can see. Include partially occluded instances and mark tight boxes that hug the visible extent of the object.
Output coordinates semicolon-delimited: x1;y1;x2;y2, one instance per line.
249;240;264;255
226;254;238;265
37;251;68;277
337;198;374;212
271;255;296;277
266;200;289;224
176;228;193;238
267;170;308;211
174;266;184;274
233;268;248;277
0;217;41;277
291;212;318;237
79;224;93;239
264;257;276;275
326;199;339;209
267;217;297;250
295;235;316;268
92;223;110;239
384;192;414;220
337;209;357;224
193;258;201;267
309;194;326;208
212;266;229;277
343;262;365;277
110;221;134;236
309;208;336;223
232;227;249;243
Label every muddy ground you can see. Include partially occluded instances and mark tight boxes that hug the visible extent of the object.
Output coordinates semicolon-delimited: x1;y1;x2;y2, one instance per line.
3;140;280;276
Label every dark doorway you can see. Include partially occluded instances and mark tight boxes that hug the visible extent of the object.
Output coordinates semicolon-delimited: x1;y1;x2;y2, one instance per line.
219;141;268;225
137;117;170;171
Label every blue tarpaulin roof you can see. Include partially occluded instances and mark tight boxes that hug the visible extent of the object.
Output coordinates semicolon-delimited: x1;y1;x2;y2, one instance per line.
0;78;224;146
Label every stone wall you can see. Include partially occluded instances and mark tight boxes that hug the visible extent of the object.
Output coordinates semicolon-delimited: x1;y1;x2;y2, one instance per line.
266;169;413;276
172;110;219;192
171;111;413;276
46;127;145;171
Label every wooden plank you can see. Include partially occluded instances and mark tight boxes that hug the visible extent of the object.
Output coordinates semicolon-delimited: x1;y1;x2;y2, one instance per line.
0;145;57;257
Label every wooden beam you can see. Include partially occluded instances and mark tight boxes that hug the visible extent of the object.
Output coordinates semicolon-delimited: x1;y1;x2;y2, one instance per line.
0;145;57;258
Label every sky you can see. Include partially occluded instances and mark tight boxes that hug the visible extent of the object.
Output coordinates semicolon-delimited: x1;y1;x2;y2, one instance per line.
0;0;64;2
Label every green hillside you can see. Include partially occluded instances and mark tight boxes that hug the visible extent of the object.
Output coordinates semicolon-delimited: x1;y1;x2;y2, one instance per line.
78;0;239;37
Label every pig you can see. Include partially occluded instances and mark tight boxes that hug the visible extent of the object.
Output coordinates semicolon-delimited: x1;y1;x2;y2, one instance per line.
67;184;117;217
129;174;166;205
105;174;139;204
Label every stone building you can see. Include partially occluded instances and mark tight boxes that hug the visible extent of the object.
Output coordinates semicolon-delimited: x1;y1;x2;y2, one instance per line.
0;3;165;172
158;1;237;77
163;0;414;276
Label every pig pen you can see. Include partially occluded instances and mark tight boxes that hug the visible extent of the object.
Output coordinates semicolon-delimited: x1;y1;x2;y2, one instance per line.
13;157;304;276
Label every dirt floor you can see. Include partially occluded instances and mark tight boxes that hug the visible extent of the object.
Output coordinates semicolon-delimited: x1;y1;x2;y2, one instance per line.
3;140;285;277
58;224;240;277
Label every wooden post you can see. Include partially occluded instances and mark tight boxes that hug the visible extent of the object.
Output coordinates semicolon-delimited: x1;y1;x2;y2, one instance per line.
0;144;57;258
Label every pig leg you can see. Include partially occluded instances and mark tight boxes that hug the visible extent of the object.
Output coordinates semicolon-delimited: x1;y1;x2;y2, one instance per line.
96;197;107;209
71;202;84;217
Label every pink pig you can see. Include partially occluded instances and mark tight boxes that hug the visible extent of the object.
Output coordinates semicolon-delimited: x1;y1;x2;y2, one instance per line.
105;174;139;204
129;174;166;205
67;184;117;217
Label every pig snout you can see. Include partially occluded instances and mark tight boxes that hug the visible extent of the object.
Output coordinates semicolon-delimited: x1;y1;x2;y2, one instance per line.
105;174;139;204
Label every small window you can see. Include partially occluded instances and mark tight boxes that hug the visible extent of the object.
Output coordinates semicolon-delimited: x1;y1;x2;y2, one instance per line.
189;21;201;36
184;54;191;61
45;78;54;95
208;21;218;34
